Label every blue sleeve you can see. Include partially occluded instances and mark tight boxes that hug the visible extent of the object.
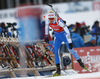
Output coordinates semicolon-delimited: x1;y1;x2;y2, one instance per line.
92;28;95;33
91;28;96;37
0;27;2;33
79;36;84;47
8;32;12;37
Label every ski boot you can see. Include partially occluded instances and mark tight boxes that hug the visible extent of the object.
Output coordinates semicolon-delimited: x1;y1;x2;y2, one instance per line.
53;64;62;76
77;59;92;72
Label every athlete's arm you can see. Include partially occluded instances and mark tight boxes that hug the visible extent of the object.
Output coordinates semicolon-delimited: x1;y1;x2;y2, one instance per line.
58;18;73;45
58;19;70;35
45;19;49;43
45;19;49;35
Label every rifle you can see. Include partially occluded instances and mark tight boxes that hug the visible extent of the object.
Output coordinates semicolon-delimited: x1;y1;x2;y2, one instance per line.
37;42;55;66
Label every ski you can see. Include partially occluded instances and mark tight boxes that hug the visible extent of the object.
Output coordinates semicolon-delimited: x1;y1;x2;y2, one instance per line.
83;68;92;72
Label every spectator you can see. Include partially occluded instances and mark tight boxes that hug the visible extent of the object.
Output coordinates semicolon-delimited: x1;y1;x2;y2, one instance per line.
68;24;76;32
97;36;100;46
75;22;81;35
91;20;100;43
84;37;96;47
80;22;90;38
91;21;100;35
0;22;12;37
92;20;100;30
69;25;84;48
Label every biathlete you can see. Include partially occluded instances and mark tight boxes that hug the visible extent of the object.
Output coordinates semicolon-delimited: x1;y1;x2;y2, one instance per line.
45;10;89;76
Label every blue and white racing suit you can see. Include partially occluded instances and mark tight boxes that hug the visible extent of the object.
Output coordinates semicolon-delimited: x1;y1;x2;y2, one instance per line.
45;17;80;64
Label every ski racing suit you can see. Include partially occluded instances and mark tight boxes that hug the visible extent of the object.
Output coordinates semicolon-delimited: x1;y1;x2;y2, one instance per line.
45;17;80;64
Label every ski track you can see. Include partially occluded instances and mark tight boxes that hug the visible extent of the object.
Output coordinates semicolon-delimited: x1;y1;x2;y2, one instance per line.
7;71;100;79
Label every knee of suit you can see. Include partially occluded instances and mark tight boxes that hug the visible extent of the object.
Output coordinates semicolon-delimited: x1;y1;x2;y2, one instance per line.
69;49;80;60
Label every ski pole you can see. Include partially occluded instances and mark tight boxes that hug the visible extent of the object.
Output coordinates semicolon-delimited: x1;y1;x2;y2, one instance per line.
47;3;66;24
47;4;60;18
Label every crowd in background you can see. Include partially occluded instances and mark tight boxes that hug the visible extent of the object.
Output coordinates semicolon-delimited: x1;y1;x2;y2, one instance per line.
0;22;19;38
0;20;100;48
68;20;100;47
41;20;100;48
0;22;12;37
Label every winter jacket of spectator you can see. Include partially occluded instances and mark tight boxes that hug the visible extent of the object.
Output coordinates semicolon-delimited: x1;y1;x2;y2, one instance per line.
84;42;96;47
97;36;100;46
71;32;84;48
92;24;100;33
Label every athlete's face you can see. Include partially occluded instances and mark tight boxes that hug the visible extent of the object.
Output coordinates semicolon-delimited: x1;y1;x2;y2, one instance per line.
49;18;55;23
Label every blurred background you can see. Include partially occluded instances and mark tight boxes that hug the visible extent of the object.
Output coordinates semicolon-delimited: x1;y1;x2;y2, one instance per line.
0;0;99;9
0;0;100;78
0;0;100;46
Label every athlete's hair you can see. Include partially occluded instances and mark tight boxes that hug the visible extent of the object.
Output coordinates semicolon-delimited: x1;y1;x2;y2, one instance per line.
48;10;55;18
48;10;54;13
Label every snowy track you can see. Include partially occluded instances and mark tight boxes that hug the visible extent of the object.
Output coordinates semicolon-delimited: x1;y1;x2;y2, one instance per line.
9;71;100;79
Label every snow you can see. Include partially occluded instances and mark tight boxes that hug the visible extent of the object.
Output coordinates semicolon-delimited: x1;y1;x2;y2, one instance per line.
43;10;100;30
8;71;100;79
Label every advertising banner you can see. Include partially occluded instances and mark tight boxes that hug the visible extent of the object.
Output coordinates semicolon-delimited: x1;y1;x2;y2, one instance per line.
73;46;100;73
93;1;100;10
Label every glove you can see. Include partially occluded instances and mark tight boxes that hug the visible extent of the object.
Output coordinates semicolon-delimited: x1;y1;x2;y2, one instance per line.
69;43;73;49
45;35;49;43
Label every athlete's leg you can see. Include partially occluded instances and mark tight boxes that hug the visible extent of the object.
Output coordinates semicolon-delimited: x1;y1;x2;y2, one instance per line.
62;33;80;60
63;33;88;69
54;37;62;64
53;37;62;76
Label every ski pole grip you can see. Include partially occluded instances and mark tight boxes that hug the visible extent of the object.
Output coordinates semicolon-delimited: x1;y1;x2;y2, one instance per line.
47;4;53;7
